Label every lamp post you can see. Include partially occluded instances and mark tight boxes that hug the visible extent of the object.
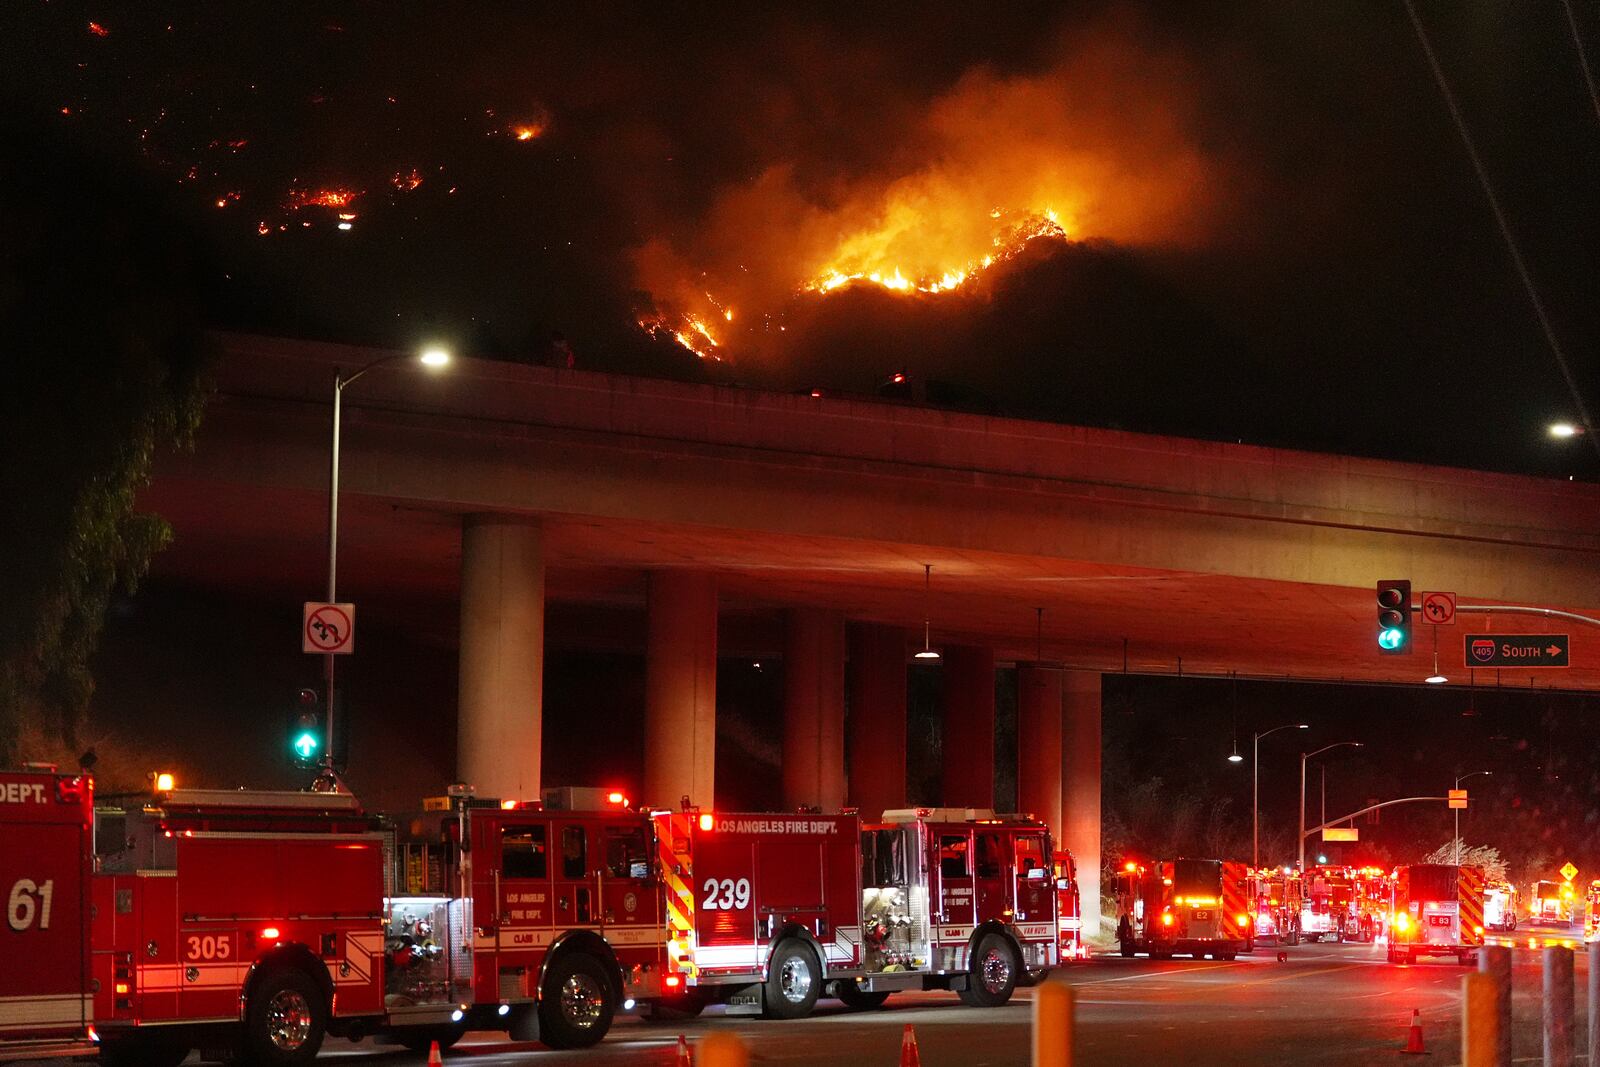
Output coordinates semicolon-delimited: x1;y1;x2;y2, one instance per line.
1249;723;1309;869
318;347;450;787
1453;770;1491;864
1299;741;1363;871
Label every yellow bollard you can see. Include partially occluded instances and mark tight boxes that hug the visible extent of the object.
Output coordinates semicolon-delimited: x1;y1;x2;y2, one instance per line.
1462;971;1501;1067
1033;981;1075;1067
698;1032;750;1067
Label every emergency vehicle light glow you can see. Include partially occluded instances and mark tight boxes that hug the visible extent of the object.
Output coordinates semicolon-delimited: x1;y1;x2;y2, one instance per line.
1124;861;1137;872
451;1009;465;1023
498;1004;511;1017
607;791;626;804
1237;914;1250;927
1394;913;1409;932
260;927;280;940
501;800;518;810
698;813;714;831
1160;913;1174;926
154;772;175;792
665;974;683;989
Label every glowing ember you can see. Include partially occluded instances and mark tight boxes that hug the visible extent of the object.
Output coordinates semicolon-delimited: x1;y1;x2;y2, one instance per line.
512;124;543;141
87;21;109;37
391;168;423;191
287;188;360;210
214;191;241;209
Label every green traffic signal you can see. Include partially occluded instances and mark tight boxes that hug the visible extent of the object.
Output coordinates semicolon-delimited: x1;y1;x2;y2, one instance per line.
292;730;320;762
1378;627;1406;651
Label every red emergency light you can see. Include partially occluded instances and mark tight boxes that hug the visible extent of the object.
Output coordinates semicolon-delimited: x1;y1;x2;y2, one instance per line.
698;813;714;831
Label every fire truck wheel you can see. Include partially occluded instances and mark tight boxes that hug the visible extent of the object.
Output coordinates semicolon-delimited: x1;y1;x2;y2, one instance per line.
764;939;823;1019
1118;938;1135;958
537;951;615;1049
242;967;327;1065
99;1035;189;1067
957;935;1018;1007
835;981;891;1011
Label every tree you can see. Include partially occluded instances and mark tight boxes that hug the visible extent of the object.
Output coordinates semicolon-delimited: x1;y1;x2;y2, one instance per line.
1422;839;1508;885
0;114;211;764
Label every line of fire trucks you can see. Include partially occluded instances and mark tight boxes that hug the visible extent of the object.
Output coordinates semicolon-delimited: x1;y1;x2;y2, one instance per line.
4;762;1594;1065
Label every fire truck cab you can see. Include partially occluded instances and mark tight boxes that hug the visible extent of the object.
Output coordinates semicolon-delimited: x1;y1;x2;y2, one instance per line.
0;767;95;1061
1387;864;1484;964
1115;859;1250;960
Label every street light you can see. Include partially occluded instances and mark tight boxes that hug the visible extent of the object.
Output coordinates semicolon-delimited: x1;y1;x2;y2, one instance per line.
1453;770;1491;864
318;346;451;788
1251;723;1309;868
1548;422;1580;439
1299;741;1364;871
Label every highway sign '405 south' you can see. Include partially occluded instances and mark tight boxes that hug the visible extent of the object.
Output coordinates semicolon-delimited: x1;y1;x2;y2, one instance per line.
1464;634;1569;668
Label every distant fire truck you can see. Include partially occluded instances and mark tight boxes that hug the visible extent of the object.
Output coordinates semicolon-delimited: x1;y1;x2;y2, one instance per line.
1484;880;1519;933
1386;864;1485;964
1585;882;1600;944
1247;868;1301;944
1299;866;1352;943
1114;859;1251;959
1054;849;1085;961
1528;880;1575;927
1;771;1073;1062
1346;867;1392;942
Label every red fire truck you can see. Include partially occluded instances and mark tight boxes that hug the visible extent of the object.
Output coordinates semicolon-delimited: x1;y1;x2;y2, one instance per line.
1053;849;1085;960
2;771;1069;1062
0;767;95;1061
1386;864;1485;964
1114;859;1251;959
1247;868;1301;944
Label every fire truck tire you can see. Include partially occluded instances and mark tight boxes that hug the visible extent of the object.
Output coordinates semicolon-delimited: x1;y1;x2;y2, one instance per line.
99;1035;189;1067
835;981;891;1011
764;939;823;1019
958;935;1019;1007
398;1028;463;1053
1118;938;1135;958
241;967;327;1065
538;951;616;1049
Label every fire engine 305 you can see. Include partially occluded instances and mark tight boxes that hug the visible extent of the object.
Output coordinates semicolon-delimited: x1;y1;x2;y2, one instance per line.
0;769;1078;1063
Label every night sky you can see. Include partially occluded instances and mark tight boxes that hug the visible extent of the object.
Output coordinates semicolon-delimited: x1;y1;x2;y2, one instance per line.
8;0;1598;476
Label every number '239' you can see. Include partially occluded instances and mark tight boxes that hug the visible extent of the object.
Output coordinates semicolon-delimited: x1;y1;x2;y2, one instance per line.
701;877;751;911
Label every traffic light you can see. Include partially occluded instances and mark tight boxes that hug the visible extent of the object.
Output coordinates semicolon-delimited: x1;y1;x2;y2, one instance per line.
1376;579;1411;654
290;688;323;766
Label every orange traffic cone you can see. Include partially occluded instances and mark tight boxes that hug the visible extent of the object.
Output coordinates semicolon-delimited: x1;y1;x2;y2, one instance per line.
676;1034;693;1067
900;1023;921;1067
427;1039;444;1066
1400;1008;1425;1055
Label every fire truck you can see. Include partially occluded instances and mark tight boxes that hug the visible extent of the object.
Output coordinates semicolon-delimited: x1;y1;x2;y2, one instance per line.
1053;849;1085;961
1299;866;1352;943
1346;867;1392;942
1386;864;1485;964
1528;880;1576;926
1247;868;1300;944
1114;859;1251;959
1483;880;1518;933
2;770;1068;1062
0;767;95;1061
1584;882;1600;944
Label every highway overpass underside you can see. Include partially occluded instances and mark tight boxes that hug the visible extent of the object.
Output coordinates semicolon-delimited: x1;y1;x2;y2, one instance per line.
133;335;1600;934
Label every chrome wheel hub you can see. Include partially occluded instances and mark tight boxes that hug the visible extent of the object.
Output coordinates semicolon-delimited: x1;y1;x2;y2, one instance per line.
779;956;813;1003
980;949;1012;993
561;972;604;1029
267;988;312;1050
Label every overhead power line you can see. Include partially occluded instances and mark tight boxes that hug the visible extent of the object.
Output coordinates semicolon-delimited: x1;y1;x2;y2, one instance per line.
1403;0;1600;464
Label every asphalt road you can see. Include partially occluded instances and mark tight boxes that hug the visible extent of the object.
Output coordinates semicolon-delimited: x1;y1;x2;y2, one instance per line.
300;940;1591;1067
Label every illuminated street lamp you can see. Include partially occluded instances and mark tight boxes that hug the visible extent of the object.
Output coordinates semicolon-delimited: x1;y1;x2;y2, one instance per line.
318;345;451;787
1252;723;1308;868
1299;741;1363;871
1453;770;1491;864
1548;422;1580;439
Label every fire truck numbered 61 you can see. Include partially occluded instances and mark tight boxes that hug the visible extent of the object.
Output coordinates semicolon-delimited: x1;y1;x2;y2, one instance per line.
7;878;55;930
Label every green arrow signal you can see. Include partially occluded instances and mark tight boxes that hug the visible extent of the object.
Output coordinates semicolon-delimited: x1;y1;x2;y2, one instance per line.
292;731;320;761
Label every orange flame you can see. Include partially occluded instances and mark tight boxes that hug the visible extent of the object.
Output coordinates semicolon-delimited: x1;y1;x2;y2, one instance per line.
287;188;360;210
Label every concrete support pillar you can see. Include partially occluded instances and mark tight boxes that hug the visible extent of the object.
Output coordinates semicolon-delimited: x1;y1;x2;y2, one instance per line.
643;571;718;809
941;645;996;809
1017;664;1065;841
847;624;908;820
782;608;847;811
457;516;544;801
1062;672;1103;938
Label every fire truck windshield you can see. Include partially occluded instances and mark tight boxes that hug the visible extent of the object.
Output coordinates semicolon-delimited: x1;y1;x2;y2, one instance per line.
1173;859;1222;895
1410;865;1458;901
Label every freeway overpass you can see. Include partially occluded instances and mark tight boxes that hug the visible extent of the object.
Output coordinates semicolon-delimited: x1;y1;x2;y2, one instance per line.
140;333;1600;931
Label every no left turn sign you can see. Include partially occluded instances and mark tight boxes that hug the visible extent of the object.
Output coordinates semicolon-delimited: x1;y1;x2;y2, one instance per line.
1420;591;1456;626
303;602;355;654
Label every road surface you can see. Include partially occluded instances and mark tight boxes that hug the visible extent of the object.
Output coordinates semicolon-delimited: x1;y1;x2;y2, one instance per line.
296;940;1589;1067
